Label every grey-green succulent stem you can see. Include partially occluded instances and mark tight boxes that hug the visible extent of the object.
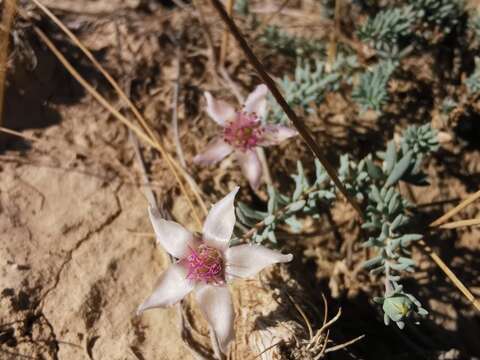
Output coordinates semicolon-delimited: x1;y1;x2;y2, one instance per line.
384;260;393;296
383;228;398;296
375;216;396;296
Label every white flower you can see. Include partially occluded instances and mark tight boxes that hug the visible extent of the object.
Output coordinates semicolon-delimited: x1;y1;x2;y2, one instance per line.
194;85;298;189
138;187;293;353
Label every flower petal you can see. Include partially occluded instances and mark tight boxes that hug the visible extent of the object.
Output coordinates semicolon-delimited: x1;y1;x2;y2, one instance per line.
205;92;236;126
260;125;298;146
203;187;239;251
137;263;193;314
195;284;235;354
225;244;293;280
149;206;197;259
236;150;262;190
193;137;233;165
244;84;268;118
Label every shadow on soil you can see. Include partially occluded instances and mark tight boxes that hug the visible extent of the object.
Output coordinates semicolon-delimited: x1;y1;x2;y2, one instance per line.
0;23;110;152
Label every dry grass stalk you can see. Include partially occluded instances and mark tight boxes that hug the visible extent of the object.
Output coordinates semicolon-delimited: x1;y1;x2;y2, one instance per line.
326;0;342;72
192;0;218;67
419;239;480;312
439;218;480;229
430;190;480;227
0;125;37;141
0;0;17;128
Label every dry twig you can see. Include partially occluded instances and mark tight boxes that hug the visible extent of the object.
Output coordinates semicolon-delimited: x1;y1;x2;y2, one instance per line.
0;0;17;128
326;0;342;72
220;0;235;64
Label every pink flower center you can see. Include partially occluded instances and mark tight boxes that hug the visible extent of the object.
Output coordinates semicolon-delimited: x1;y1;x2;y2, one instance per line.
185;244;224;284
223;111;264;151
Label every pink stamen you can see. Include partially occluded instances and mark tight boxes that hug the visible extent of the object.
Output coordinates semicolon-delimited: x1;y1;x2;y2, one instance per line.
186;244;225;284
223;111;264;151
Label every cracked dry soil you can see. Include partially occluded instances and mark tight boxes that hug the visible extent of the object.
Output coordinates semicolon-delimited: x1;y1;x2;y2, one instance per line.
0;26;197;354
0;161;193;359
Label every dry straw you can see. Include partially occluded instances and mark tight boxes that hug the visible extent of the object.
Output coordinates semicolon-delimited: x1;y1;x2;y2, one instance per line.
0;0;17;128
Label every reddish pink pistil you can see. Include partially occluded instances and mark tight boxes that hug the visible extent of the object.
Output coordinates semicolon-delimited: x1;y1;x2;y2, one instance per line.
223;111;264;151
186;244;224;284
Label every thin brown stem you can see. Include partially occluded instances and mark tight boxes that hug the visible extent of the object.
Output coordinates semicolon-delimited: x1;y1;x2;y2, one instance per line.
207;0;480;315
286;293;313;340
0;0;17;128
218;65;243;103
0;126;38;142
324;335;365;354
430;190;480;227
220;0;234;64
251;341;282;360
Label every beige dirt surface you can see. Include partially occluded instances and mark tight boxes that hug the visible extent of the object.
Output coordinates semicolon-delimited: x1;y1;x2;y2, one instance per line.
0;99;194;359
